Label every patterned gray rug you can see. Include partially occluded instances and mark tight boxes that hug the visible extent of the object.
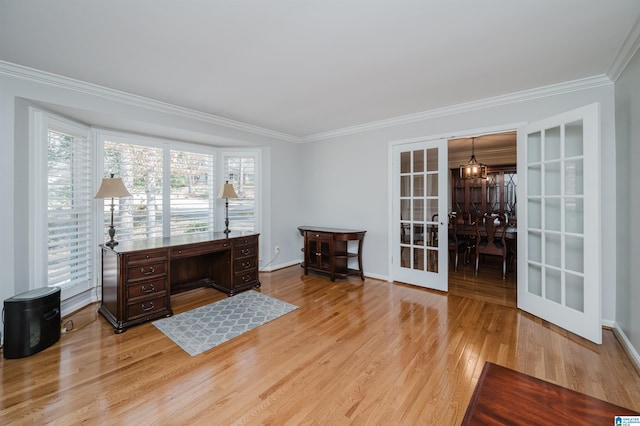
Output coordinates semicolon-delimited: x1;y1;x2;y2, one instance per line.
153;290;298;356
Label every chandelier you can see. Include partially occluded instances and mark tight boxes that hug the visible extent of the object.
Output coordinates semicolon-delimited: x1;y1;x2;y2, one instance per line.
459;137;487;179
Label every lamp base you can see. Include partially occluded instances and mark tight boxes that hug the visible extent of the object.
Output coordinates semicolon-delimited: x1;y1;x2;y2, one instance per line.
105;240;119;247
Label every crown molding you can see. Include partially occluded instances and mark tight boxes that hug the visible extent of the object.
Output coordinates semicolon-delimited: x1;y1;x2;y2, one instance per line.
2;61;616;145
0;60;300;143
608;15;640;82
301;75;612;142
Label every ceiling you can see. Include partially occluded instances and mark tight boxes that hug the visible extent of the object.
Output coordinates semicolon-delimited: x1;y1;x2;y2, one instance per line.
1;1;639;141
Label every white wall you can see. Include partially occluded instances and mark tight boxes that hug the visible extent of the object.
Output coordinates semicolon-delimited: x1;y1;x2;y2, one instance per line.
615;47;640;358
1;65;304;315
299;83;619;324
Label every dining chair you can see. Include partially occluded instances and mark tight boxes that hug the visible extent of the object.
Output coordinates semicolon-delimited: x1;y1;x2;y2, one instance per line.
475;213;508;279
448;213;467;272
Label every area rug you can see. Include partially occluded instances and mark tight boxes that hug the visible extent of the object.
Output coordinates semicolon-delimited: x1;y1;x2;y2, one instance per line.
153;290;298;356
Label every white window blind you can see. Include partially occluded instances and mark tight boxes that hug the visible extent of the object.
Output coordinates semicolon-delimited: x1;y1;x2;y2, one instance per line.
223;154;256;232
103;140;163;241
47;125;94;289
170;149;216;235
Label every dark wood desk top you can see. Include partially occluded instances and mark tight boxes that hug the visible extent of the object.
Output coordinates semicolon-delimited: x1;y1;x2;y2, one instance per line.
298;226;366;238
101;231;259;254
462;362;638;425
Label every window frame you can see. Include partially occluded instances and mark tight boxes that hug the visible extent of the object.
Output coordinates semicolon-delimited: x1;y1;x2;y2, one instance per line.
29;108;97;300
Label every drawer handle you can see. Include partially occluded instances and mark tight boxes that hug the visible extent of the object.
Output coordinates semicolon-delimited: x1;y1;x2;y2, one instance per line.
241;274;252;282
241;248;250;255
141;302;155;312
141;283;155;293
178;250;182;254
141;266;155;275
241;261;251;269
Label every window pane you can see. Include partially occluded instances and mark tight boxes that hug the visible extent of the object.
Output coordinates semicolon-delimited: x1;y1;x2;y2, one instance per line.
223;155;256;232
104;141;163;241
170;150;215;235
47;127;93;289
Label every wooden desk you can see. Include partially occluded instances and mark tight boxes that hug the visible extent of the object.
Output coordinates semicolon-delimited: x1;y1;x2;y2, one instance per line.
462;362;638;425
100;232;260;333
298;226;366;281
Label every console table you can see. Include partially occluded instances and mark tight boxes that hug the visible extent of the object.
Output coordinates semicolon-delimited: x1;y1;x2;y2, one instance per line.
298;226;366;281
100;232;260;333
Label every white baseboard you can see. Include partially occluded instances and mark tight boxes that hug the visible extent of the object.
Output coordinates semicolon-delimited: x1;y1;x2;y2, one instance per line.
61;287;99;317
611;322;640;374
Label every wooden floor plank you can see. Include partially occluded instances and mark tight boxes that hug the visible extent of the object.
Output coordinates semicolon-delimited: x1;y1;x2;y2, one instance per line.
1;264;639;424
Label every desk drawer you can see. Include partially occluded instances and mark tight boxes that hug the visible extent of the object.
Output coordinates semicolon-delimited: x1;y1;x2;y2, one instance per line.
126;261;167;282
171;240;231;258
234;256;257;273
235;244;257;258
127;295;168;320
125;250;167;266
234;270;258;286
126;278;167;299
235;235;258;247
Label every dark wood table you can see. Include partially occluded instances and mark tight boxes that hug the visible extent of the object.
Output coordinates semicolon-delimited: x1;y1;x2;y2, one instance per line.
462;362;638;425
298;226;366;281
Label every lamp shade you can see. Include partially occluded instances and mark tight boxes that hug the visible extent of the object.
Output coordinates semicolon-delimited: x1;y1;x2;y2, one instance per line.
94;176;132;199
217;181;238;199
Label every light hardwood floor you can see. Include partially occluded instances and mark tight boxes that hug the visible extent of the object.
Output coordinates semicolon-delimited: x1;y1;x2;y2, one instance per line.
1;263;639;424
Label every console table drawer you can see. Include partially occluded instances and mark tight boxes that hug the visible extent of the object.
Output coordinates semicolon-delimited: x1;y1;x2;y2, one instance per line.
234;256;257;272
126;278;167;299
126;262;167;282
127;295;168;320
171;240;232;258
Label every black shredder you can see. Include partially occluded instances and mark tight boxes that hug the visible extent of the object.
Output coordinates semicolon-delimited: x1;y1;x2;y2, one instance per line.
3;287;61;359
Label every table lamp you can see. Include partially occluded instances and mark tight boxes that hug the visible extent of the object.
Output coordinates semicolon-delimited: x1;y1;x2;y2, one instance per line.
95;174;132;247
217;180;238;234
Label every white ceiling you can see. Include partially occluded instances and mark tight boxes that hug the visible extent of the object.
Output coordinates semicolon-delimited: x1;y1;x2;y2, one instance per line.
1;1;639;140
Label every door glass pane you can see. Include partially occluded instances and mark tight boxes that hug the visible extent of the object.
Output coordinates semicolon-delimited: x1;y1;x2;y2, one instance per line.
426;248;438;272
401;223;410;244
565;159;583;195
413;175;424;197
401;246;410;267
527;165;541;195
545;162;561;196
565;120;583;157
545;268;562;304
545;198;561;232
544;127;561;161
528;231;542;263
426;199;438;221
528;199;541;229
565;235;584;273
413;224;425;245
401;151;411;173
528;264;542;296
566;273;584;312
565;198;583;233
426;174;438;196
426;148;438;171
528;131;541;163
413;199;424;221
401;176;410;197
545;233;561;268
401;199;411;221
414;248;425;270
413;150;424;173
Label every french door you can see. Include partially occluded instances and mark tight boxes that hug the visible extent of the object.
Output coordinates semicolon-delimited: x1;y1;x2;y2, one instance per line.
391;139;448;291
517;103;601;344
